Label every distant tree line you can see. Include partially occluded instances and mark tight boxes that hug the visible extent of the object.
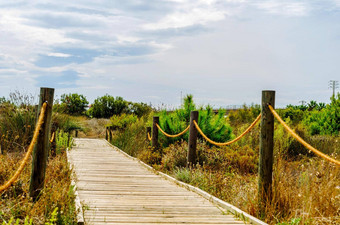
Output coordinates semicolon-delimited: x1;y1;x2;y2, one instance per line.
54;93;151;118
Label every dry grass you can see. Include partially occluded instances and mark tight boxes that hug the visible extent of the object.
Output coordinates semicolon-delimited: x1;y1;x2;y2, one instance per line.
76;117;109;138
0;152;77;224
111;114;340;225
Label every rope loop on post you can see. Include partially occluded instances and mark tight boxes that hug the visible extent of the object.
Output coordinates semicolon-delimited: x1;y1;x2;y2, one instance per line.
193;114;261;146
0;102;47;192
268;104;340;166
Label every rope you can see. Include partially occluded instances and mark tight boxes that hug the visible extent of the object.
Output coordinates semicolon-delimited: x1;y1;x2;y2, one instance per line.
193;114;261;146
49;132;55;143
147;132;152;141
0;102;47;192
268;104;340;166
156;124;190;138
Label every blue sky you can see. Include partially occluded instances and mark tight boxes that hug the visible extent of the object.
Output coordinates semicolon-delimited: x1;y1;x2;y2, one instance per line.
0;0;339;108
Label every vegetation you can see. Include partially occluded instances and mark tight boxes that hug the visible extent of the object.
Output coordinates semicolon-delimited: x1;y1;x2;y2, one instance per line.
1;90;339;225
107;114;138;130
88;94;151;118
0;92;36;153
0;92;77;224
157;95;233;147
58;93;89;115
111;95;340;225
303;93;340;136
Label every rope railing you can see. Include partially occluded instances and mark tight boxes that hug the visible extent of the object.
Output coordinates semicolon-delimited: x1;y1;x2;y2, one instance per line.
49;132;55;143
147;132;152;141
156;124;190;138
268;104;340;166
0;102;47;192
192;114;261;146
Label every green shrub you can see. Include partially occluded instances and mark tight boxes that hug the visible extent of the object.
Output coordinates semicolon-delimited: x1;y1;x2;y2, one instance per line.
157;95;233;147
58;93;89;115
112;116;150;157
89;95;129;118
52;113;83;133
55;130;72;154
108;114;137;130
304;94;340;136
161;141;188;170
129;102;152;118
277;108;306;125
227;104;260;126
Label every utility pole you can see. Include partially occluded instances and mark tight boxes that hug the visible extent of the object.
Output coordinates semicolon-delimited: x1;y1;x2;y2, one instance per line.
299;100;306;106
329;80;339;98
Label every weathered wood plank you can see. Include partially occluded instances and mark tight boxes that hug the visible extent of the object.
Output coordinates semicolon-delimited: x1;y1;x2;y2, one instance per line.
68;138;248;225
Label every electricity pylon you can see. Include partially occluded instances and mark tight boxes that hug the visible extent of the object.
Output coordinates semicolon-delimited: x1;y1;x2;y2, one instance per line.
329;80;339;97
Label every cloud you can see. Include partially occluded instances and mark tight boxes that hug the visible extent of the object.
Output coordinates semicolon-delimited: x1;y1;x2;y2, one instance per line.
34;48;101;67
254;1;309;16
47;53;72;58
0;0;339;107
143;7;226;30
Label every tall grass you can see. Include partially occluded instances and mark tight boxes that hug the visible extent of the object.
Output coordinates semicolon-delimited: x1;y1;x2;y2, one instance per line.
0;152;77;224
0;91;78;224
0;93;36;153
111;104;340;224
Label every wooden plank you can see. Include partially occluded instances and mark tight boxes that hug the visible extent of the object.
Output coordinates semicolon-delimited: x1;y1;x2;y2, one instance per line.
68;138;249;225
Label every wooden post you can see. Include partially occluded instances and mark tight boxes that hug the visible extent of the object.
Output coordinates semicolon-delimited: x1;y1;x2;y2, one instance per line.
105;127;108;140
75;130;78;138
29;87;54;201
152;117;159;149
187;111;198;167
146;127;151;142
67;130;71;147
109;126;113;142
258;90;275;216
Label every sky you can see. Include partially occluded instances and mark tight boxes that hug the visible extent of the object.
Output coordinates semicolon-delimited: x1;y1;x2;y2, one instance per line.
0;0;339;108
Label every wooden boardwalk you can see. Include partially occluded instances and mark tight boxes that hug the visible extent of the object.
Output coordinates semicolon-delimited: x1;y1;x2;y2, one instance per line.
68;138;248;225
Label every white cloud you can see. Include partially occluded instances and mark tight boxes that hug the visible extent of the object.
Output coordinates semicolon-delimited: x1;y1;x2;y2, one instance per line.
0;0;339;107
47;53;72;57
144;7;226;30
143;0;242;30
255;1;309;16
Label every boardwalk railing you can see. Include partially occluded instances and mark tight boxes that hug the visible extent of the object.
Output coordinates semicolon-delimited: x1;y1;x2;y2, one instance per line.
0;87;54;202
144;90;340;216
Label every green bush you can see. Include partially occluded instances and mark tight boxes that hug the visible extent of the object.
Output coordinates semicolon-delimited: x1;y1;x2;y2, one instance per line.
157;95;233;147
108;114;137;130
89;95;128;118
277;108;306;125
227;104;260;126
59;93;89;115
304;94;340;136
129;102;152;118
52;113;83;133
111;116;150;157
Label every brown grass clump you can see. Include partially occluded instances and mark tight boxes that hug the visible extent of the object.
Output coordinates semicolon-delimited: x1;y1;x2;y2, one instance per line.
0;152;77;224
267;156;340;224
